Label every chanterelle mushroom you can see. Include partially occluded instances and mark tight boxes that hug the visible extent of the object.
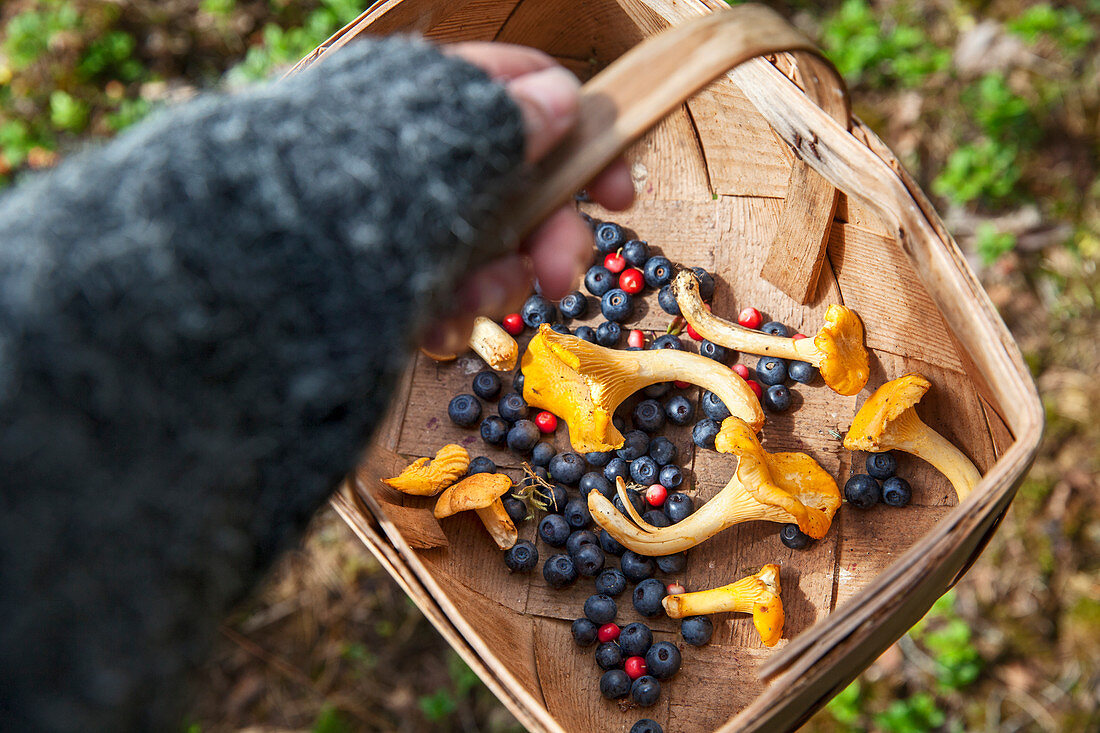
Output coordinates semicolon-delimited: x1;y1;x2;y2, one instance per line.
421;317;519;371
589;417;840;553
671;270;869;395
844;373;981;502
434;473;517;550
522;324;764;453
384;444;470;496
662;564;785;647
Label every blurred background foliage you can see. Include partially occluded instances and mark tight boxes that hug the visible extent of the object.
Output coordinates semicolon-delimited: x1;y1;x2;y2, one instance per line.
1;0;1097;731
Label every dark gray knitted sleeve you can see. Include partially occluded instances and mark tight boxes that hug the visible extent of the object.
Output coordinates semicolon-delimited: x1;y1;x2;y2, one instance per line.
0;37;524;732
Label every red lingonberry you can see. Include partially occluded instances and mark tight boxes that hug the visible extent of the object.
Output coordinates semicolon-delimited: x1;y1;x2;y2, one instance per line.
673;380;691;389
604;252;627;274
627;329;646;349
645;484;668;507
625;656;647;680
597;623;620;643
746;379;763;399
792;333;808;341
502;313;524;335
732;364;751;380
685;322;703;341
619;268;644;294
738;307;763;330
535;411;558;433
666;582;686;596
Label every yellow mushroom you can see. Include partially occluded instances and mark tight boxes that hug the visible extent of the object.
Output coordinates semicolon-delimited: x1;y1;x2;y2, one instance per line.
421;316;518;371
671;270;869;395
521;324;764;453
844;373;981;502
589;417;840;553
434;473;517;550
662;564;785;647
383;444;470;496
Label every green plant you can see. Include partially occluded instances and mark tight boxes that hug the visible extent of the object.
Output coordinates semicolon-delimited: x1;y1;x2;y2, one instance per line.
311;704;353;733
932;139;1021;205
2;2;82;71
106;98;153;132
974;222;1016;266
49;90;89;132
873;692;946;733
1007;4;1096;55
825;679;863;728
417;689;457;723
78;30;144;82
968;73;1037;146
911;591;984;692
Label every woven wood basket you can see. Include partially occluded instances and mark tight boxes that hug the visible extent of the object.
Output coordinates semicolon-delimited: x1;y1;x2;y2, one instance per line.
293;2;1043;731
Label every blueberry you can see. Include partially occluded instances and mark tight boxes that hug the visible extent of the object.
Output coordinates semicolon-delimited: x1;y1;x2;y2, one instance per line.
612;414;627;433
760;321;790;337
657;285;681;316
503;496;527;525
566;529;599;556
595;321;621;346
632;399;666;433
604;457;630;485
540;483;568;513
618;622;653;657
701;390;732;421
756;356;789;386
467;456;496;475
531;442;555;468
655;552;686;574
643;256;673;288
572;617;598;647
780;523;811;549
692;418;721;449
558;291;588;320
584;594;618;625
658;464;683;490
882;476;912;507
472;371;501;401
595;568;628;597
538;514;570;547
691;267;715;300
763;384;792;412
480;416;509;446
629;457;658;485
844;474;881;509
573;543;606;577
504;540;538;573
601;288;634;322
664;492;694;523
498;392;528;422
563;497;591;530
617;430;650;460
788;360;817;384
613;490;645;518
642;510;671;529
548;452;585;485
664;395;695;426
647;436;677;466
574;325;597;343
599;669;631;700
650;333;684;350
643;381;671;399
632;578;667;617
620;551;655;583
580;472;613;499
699;339;728;362
595;221;626;254
866;452;898;480
645;641;681;680
549;322;571;335
507;419;540;453
599;529;627;557
447;394;481;427
630;719;663;733
585;450;614;468
542;553;577;589
585;265;615;297
680;615;713;646
631;675;661;707
512;370;524;394
622;239;650;268
596;642;624;671
521;294;558;328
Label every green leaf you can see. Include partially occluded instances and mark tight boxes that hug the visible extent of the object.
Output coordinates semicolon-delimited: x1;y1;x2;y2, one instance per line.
49;90;89;132
312;704;353;733
418;690;457;723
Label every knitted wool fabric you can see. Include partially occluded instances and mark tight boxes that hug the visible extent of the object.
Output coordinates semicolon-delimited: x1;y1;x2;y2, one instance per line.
0;37;524;731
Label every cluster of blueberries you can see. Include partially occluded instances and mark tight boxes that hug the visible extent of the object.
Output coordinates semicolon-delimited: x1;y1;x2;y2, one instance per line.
844;452;912;509
747;322;818;413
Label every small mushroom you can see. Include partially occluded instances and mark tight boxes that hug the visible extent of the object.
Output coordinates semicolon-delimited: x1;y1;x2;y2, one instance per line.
521;324;764;453
421;316;519;371
662;564;785;647
844;373;981;502
671;270;869;395
589;417;840;553
384;444;470;496
434;473;518;550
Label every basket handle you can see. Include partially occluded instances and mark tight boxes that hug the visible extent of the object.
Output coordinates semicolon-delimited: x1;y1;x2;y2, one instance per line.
501;4;850;302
